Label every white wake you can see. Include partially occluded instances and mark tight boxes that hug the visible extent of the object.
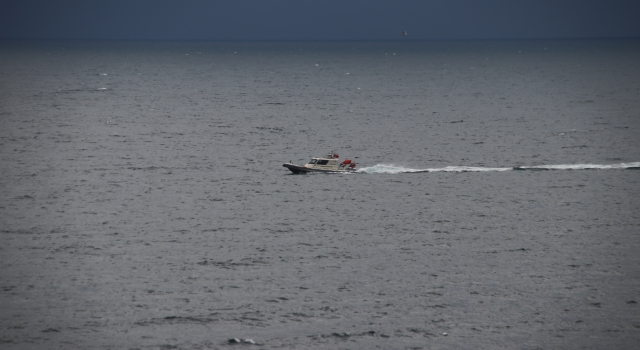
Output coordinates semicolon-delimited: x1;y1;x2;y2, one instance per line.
357;162;640;174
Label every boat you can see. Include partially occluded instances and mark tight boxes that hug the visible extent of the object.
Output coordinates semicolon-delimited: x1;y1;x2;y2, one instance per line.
283;151;357;174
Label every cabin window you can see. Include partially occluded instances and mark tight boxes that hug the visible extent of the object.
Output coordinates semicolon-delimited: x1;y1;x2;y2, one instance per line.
316;160;329;165
308;159;317;164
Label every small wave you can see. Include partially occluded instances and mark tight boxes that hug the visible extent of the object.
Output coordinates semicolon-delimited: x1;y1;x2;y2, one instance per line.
358;162;640;174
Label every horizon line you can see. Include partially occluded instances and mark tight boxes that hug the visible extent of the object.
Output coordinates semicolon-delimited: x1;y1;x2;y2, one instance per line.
2;36;640;43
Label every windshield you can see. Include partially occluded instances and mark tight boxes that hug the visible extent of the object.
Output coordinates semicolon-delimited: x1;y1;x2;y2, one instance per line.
308;159;317;164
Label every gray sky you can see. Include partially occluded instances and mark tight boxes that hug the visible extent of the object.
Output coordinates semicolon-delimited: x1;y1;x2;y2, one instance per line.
1;0;639;41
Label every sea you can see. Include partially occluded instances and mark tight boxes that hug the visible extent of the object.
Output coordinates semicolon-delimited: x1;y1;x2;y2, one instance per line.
1;39;639;349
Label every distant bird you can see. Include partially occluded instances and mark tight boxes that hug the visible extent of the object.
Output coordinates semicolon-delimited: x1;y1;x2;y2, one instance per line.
402;31;408;37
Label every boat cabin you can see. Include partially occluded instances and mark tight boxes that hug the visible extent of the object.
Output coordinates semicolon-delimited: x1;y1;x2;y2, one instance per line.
304;156;341;171
301;151;356;171
283;151;356;173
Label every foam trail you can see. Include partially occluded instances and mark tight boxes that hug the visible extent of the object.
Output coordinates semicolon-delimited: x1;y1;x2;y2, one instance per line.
514;162;640;170
357;164;510;174
358;162;640;174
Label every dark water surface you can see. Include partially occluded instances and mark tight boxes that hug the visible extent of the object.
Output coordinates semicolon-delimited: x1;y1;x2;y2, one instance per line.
1;40;639;349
